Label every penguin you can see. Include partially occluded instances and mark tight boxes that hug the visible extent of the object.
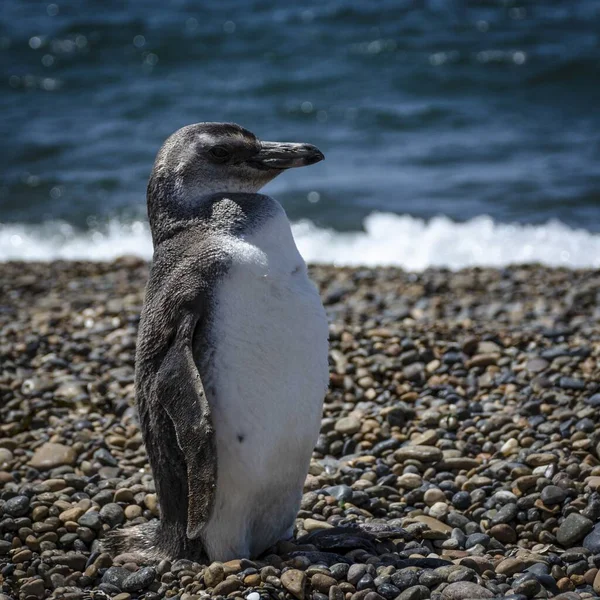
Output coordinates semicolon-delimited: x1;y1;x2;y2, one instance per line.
105;122;330;562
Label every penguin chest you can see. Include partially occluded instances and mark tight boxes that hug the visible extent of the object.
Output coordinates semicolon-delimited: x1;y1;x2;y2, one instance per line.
206;215;329;463
198;210;329;559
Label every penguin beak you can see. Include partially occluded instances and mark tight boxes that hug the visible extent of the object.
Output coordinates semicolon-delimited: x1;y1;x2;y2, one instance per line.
248;141;325;170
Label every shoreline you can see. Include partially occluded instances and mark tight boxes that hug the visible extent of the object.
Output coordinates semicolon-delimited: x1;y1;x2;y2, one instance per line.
1;260;600;599
3;213;600;270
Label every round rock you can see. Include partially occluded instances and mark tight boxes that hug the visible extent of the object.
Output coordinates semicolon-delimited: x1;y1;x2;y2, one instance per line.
3;495;30;517
28;442;77;470
556;514;594;547
442;581;494;599
122;567;156;592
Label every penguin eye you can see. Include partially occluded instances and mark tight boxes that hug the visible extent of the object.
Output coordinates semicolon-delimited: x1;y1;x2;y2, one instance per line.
209;146;230;161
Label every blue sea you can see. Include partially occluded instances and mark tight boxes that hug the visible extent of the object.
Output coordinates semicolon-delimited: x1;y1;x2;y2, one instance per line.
1;0;600;268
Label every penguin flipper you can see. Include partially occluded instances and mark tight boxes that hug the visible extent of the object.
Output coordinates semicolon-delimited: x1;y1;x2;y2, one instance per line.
154;307;217;540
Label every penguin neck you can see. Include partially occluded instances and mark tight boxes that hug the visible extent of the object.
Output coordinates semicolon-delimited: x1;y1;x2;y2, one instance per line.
146;173;267;248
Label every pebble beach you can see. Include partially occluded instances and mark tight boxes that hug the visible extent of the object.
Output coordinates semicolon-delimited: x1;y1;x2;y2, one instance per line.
2;259;600;600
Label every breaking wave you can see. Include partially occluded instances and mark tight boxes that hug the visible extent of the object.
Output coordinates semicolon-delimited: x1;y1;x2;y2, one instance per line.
1;213;599;271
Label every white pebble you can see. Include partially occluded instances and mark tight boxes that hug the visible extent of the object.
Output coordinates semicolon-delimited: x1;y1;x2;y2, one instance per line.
429;501;449;520
500;438;518;455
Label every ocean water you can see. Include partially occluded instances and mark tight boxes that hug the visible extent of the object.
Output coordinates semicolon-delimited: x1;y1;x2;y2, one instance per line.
1;0;600;268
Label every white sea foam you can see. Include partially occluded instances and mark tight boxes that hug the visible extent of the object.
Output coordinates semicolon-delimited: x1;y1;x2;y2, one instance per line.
1;213;599;270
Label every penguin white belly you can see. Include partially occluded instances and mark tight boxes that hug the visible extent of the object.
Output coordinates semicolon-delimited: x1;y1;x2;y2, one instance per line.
199;206;329;561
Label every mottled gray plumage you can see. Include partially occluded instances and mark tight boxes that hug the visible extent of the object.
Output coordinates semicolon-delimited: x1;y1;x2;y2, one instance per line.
103;123;325;561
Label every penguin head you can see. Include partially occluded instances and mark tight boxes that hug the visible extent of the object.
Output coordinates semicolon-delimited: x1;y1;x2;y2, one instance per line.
149;122;324;204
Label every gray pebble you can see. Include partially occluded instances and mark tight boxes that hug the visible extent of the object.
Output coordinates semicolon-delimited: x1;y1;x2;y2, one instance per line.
347;564;368;585
99;503;125;527
582;523;600;553
442;582;494;599
465;533;490;549
396;585;431;600
540;485;567;505
122;566;156;592
323;485;353;502
3;495;30;517
556;513;594;547
491;503;518;525
101;566;131;589
78;512;102;530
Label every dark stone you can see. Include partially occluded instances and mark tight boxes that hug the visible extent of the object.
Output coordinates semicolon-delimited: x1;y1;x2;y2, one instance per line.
559;547;589;563
446;512;471;530
465;533;490;549
99;503;125;527
583;523;600;553
540;485;567;505
451;528;467;547
491;503;518;525
0;541;12;555
396;586;430;600
386;408;407;428
356;574;375;591
3;495;30;517
585;393;600;407
512;573;541;596
94;448;118;467
330;563;349;580
452;492;471;510
559;377;584;390
101;566;131;590
122;566;156;592
403;363;425;382
78;512;102;530
347;564;368;586
391;568;420;591
323;485;353;503
371;439;401;456
419;569;444;587
99;583;122;595
576;418;594;432
556;514;594;547
376;583;401;599
92;489;114;506
19;579;45;599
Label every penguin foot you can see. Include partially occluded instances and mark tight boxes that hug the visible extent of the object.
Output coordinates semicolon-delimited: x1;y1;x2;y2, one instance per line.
102;521;167;564
286;523;452;569
296;522;412;554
